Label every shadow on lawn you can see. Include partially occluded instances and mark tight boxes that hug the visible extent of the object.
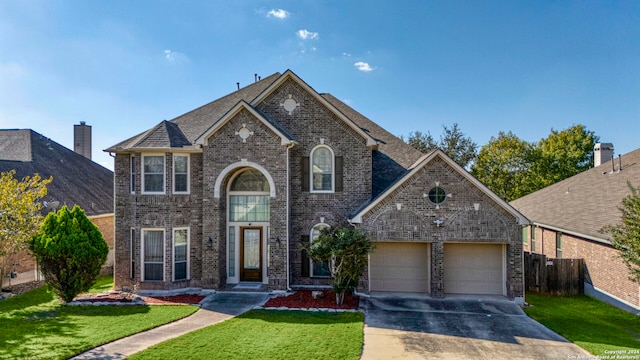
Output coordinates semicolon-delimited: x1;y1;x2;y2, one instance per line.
239;308;364;325
0;286;151;359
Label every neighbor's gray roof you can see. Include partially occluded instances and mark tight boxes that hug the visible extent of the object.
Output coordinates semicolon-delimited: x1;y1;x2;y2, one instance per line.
510;147;640;242
0;129;114;216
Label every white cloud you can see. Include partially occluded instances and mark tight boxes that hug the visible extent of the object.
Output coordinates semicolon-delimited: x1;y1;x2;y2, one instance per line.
164;49;189;63
296;29;319;40
342;52;352;57
267;9;289;19
354;62;373;72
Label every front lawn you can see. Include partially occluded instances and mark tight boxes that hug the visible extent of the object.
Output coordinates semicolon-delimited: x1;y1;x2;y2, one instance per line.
86;274;114;293
0;282;197;360
130;309;364;360
524;293;640;356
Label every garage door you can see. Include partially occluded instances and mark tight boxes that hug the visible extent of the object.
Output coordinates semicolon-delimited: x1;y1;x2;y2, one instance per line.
444;243;504;295
370;242;430;292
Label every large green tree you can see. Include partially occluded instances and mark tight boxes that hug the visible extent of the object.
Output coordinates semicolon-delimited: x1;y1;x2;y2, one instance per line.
607;183;640;283
403;123;478;168
305;227;374;304
471;131;537;201
535;124;599;187
472;124;599;201
30;205;108;302
0;170;52;285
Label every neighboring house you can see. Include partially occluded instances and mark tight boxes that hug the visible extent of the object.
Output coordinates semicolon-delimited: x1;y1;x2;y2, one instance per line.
511;145;640;313
0;128;114;288
106;70;527;301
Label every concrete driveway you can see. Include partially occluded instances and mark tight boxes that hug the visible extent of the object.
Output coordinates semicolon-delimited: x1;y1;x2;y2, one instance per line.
361;293;591;359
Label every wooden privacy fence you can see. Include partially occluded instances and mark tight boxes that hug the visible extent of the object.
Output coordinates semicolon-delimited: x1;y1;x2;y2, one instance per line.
524;253;585;295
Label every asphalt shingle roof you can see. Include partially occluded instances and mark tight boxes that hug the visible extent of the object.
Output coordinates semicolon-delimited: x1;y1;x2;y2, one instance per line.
510;148;640;242
0;129;114;216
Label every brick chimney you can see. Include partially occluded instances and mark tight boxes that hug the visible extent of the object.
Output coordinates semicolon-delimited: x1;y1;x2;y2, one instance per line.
74;121;92;160
593;143;613;167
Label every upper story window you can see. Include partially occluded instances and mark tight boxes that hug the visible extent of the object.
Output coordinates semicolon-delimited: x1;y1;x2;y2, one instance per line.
311;145;334;192
130;155;136;194
173;154;189;194
143;155;165;194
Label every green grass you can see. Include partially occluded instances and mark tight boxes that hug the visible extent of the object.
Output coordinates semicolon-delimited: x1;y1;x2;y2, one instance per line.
86;274;114;293
130;309;364;360
524;293;640;356
0;282;197;360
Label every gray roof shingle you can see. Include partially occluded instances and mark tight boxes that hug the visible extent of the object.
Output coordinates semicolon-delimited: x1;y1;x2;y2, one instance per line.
0;129;114;216
510;148;640;242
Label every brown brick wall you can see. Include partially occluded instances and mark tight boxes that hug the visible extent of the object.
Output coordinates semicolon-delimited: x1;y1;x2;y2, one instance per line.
360;156;524;299
529;226;639;308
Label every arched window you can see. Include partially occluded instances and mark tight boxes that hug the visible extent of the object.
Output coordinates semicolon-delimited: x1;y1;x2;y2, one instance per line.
310;223;331;277
229;168;270;222
311;146;334;192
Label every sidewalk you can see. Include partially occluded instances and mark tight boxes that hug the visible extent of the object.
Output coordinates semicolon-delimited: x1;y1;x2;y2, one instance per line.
70;292;270;360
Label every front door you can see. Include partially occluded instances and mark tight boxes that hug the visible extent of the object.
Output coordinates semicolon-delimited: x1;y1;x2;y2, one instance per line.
240;227;262;282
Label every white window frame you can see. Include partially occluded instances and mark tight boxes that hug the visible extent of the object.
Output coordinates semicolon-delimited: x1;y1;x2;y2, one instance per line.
130;155;136;194
173;154;190;194
130;228;135;279
142;154;166;194
310;145;335;193
310;223;331;277
173;227;190;281
141;228;165;281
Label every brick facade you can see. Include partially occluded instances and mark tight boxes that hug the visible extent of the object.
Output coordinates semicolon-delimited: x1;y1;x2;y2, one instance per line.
524;225;639;308
111;71;524;300
359;156;523;299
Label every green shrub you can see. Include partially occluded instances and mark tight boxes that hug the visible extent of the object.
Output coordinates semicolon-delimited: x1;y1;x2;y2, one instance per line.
30;205;108;302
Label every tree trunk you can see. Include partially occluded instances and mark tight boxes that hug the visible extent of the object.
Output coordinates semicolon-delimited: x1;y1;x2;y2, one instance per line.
335;290;345;305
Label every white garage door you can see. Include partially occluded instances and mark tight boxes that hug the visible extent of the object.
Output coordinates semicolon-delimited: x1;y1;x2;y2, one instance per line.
444;243;504;295
370;242;430;292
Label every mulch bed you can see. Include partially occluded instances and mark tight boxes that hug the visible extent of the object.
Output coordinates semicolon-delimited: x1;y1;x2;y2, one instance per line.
72;292;205;305
264;290;359;310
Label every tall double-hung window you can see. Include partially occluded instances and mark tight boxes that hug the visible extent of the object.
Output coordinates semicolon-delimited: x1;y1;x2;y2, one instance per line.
173;228;189;281
310;224;331;277
142;229;164;281
143;155;165;194
173;154;189;194
311;146;334;192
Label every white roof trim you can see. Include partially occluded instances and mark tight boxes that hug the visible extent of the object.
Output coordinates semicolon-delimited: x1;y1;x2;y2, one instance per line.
350;149;530;225
195;100;296;146
250;69;378;148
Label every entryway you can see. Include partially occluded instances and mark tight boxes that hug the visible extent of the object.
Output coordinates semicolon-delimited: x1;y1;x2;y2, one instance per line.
240;227;262;282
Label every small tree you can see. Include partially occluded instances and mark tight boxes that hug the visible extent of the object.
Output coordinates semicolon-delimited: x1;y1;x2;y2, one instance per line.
0;170;52;286
30;205;108;302
606;183;640;283
306;227;374;304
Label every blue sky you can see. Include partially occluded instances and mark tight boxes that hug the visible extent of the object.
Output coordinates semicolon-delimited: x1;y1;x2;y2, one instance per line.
1;1;638;170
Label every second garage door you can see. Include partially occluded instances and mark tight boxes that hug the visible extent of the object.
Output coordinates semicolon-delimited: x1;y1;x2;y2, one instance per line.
370;242;430;292
444;243;504;295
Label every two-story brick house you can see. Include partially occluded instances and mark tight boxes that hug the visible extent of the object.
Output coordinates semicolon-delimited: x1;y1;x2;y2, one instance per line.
107;70;527;301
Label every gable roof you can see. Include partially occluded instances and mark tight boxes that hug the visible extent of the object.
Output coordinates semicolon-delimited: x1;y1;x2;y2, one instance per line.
195;100;297;146
510;147;640;243
351;149;529;225
105;73;282;152
0;129;114;216
251;70;379;148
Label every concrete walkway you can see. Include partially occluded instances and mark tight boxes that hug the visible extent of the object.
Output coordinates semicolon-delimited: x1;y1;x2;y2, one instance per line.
70;292;269;360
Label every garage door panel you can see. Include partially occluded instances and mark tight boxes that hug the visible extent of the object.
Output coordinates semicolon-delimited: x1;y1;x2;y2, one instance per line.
444;244;504;295
370;242;430;293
